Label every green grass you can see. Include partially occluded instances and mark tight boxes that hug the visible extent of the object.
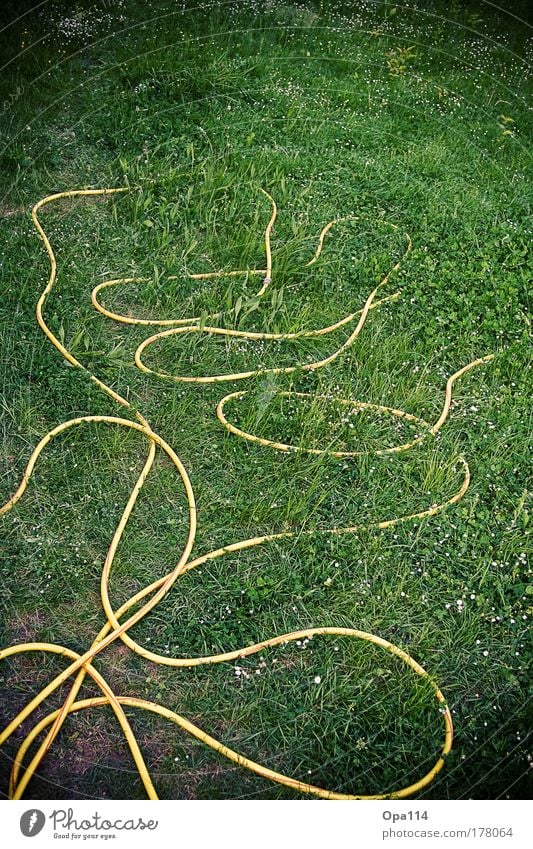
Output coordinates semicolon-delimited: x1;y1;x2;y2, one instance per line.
0;0;531;800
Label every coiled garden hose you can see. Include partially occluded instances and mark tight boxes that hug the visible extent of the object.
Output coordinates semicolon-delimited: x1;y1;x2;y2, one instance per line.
0;187;493;800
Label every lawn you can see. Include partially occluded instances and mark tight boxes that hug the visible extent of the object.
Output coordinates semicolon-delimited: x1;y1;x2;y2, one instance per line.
0;0;531;801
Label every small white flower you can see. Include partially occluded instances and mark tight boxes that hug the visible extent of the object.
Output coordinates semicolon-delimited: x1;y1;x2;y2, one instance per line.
313;675;321;684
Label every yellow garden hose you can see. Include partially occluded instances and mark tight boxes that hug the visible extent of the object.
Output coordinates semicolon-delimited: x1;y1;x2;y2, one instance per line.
0;186;494;801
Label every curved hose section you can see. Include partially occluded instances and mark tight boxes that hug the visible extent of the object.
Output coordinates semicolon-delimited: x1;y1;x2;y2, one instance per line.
132;221;410;384
0;187;494;800
91;187;276;327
